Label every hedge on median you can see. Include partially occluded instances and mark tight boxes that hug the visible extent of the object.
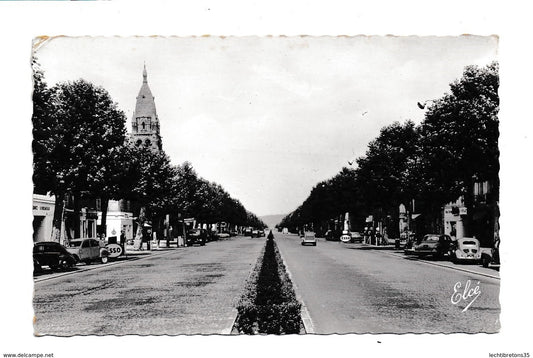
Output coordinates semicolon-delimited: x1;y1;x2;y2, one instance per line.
235;235;302;334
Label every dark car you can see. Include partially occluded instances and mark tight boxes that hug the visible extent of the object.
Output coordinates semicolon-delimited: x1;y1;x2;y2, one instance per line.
186;229;207;246
325;230;340;241
206;230;219;242
413;234;454;259
244;228;253;237
33;241;78;271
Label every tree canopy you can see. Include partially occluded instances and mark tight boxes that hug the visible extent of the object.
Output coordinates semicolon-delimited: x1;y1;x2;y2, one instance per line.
279;62;499;233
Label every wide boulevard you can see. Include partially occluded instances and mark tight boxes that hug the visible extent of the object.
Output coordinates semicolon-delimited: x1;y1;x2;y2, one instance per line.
33;237;264;336
33;232;500;335
275;232;500;334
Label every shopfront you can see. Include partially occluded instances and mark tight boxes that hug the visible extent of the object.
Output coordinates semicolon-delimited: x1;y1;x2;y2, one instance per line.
32;194;55;242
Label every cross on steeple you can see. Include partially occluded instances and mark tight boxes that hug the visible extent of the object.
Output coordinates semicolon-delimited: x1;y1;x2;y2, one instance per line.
143;62;147;83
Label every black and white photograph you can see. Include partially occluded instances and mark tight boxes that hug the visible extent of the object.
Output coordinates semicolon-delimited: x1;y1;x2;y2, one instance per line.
1;2;532;358
31;35;500;336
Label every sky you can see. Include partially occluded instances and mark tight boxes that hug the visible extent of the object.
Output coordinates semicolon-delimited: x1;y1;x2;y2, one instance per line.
35;36;498;217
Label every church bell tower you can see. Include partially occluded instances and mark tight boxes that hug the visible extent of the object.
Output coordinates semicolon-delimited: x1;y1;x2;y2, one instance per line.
131;64;163;151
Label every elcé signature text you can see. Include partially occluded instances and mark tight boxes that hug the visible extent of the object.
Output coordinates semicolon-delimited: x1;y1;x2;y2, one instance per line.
450;280;481;312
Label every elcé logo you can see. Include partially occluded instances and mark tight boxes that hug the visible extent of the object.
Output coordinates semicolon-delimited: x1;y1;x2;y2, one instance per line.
451;280;481;312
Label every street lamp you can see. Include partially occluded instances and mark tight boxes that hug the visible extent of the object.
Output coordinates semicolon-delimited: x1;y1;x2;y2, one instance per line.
417;99;437;110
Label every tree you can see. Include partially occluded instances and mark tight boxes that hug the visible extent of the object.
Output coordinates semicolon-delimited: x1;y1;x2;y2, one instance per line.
32;76;127;242
419;62;499;234
355;120;421;233
126;144;177;243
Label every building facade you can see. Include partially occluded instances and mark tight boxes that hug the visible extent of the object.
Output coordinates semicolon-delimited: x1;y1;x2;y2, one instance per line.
32;194;56;242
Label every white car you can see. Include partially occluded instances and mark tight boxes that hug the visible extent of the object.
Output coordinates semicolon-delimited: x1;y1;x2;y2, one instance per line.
301;232;317;246
452;237;482;263
67;238;109;264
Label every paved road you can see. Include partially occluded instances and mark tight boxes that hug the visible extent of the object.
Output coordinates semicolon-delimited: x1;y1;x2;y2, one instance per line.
275;232;500;334
33;236;264;336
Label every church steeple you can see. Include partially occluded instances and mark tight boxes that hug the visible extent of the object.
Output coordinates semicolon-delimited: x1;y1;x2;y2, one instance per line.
143;62;147;83
130;64;162;151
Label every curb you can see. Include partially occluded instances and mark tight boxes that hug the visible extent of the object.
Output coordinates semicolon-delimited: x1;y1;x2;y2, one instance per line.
276;240;315;334
384;251;500;280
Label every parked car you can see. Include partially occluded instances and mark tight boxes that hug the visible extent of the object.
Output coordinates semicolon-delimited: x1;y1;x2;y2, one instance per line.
206;230;219;242
350;232;364;243
186;229;207;246
325;230;340;241
251;229;264;238
301;232;317;246
33;241;78;271
340;230;352;243
452;237;482;263
66;238;109;264
244;228;253;237
218;232;230;239
413;234;454;259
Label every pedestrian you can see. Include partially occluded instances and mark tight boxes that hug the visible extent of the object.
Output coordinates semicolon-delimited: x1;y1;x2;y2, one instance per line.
120;229;126;252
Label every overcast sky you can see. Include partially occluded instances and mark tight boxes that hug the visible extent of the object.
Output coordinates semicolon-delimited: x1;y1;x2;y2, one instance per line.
35;36;497;217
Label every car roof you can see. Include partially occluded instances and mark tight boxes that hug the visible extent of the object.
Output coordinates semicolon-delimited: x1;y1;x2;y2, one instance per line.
458;237;479;243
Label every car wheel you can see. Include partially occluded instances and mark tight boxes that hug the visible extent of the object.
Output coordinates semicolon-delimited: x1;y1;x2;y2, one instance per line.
83;259;91;265
101;256;108;264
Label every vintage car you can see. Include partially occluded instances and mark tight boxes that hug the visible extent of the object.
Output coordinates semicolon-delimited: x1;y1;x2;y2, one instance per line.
301;232;317;246
350;232;364;243
251;229;265;238
66;238;109;264
33;241;78;271
452;237;482;263
413;234;454;259
324;230;340;241
186;229;207;246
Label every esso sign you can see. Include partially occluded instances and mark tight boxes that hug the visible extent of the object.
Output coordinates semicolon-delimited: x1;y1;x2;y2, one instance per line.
106;243;123;258
340;235;352;243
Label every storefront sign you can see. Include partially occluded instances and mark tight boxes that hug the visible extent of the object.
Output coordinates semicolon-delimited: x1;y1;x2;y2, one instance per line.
33;204;53;216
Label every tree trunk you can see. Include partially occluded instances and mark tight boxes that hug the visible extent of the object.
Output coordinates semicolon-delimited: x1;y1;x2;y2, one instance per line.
73;193;81;238
50;192;67;243
99;196;109;238
463;178;474;238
